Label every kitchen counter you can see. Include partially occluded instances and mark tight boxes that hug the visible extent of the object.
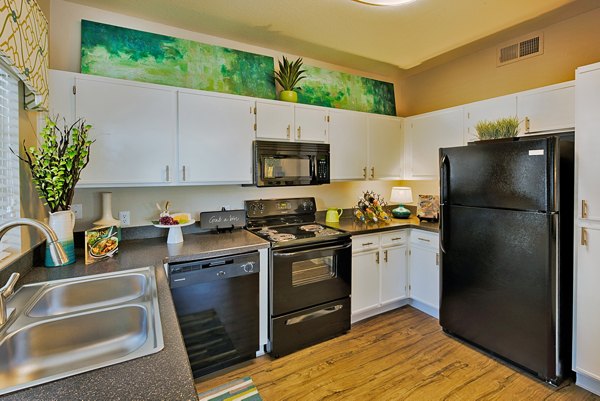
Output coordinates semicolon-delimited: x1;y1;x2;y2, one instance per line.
1;229;269;401
319;215;439;235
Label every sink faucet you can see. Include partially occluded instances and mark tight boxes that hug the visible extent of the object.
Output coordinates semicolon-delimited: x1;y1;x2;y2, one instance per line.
0;273;19;326
0;218;69;266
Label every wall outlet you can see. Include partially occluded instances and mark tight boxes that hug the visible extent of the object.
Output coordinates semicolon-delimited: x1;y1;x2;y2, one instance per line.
72;204;83;219
119;211;131;226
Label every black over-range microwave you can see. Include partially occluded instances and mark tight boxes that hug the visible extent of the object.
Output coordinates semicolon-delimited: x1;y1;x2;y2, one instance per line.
253;140;330;187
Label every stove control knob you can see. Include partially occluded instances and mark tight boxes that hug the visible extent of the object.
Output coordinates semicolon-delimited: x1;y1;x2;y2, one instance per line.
242;262;256;273
258;203;265;212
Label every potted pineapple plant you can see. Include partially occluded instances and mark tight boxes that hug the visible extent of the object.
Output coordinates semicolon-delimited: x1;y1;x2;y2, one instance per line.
14;116;93;266
274;56;307;102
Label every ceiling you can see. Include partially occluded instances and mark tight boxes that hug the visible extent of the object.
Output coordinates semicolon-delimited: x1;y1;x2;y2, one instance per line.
64;0;599;76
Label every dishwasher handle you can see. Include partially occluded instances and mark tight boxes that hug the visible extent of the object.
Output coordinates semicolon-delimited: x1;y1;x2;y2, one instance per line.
168;252;260;288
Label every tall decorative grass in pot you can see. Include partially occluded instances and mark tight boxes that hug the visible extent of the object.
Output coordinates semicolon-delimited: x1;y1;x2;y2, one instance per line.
14;116;93;266
475;117;520;140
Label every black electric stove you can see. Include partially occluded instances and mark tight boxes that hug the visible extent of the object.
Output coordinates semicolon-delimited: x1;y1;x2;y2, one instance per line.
245;197;352;357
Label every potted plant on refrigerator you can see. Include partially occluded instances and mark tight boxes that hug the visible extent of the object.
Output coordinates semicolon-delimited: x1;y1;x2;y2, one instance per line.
274;56;307;103
14;116;93;266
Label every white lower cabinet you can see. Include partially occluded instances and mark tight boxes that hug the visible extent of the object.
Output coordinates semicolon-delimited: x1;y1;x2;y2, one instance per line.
574;225;600;395
408;231;440;318
351;230;409;323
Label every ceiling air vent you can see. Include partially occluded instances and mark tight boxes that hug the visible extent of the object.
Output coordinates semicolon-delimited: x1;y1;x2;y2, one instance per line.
497;32;544;67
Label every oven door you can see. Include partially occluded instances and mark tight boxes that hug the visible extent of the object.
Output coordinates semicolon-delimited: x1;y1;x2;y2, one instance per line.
270;239;351;316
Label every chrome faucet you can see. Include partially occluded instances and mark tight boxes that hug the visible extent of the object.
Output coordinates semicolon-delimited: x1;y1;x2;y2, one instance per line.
0;218;69;266
0;273;19;326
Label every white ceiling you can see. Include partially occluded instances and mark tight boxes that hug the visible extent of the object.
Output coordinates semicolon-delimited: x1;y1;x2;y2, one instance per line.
64;0;598;75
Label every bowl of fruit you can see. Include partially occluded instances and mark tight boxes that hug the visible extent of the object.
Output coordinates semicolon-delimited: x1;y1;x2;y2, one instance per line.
152;202;194;243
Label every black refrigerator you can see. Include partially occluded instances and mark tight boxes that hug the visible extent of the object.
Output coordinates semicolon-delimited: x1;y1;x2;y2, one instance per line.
439;134;574;385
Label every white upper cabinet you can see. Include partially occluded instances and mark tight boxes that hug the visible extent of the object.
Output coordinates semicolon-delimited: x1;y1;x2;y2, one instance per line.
255;100;294;141
329;108;368;181
255;100;328;143
178;91;255;184
367;114;404;180
47;69;75;122
517;82;575;134
405;107;463;180
575;63;600;222
294;104;328;142
464;95;517;143
74;75;177;186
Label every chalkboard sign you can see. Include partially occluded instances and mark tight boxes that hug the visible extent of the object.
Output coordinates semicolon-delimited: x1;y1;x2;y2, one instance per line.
200;209;246;231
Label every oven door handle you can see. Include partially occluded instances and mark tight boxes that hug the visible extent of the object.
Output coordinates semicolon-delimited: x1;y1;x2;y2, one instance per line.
274;242;351;257
285;304;344;326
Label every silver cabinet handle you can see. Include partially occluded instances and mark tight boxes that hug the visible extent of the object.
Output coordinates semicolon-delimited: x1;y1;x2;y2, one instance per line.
286;124;291;139
375;252;380;264
391;237;402;241
370;167;375;179
363;167;367;179
297;126;301;139
166;165;170;182
361;242;374;246
285;304;343;325
182;165;187;181
581;227;588;246
525;116;530;132
384;250;388;263
418;237;431;242
582;200;589;219
436;253;439;266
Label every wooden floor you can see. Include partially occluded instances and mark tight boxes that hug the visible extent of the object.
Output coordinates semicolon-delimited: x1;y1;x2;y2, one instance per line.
196;306;599;400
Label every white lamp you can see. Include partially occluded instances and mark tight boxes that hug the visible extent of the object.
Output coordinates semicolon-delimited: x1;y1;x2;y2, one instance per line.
390;187;413;218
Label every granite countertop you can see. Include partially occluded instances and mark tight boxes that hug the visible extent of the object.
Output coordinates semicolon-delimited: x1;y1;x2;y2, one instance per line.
1;229;269;401
319;214;439;235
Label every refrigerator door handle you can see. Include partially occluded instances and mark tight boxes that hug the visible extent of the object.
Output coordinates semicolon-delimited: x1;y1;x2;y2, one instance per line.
440;154;450;204
440;203;447;254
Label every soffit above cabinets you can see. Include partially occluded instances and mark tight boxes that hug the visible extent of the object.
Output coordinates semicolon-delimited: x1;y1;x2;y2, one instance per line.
64;0;598;75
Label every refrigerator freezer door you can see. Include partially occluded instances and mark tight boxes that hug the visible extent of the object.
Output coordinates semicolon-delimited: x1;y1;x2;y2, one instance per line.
440;205;558;381
440;138;556;212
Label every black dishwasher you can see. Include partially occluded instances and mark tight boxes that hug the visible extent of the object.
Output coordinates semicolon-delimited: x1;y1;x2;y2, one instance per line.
168;251;260;378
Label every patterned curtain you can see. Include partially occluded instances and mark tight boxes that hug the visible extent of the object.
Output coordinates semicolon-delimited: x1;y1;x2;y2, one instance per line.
0;0;48;111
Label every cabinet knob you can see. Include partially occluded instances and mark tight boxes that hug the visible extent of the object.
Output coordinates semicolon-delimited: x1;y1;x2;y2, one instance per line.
375;252;379;264
297;126;301;139
182;165;187;182
582;199;589;219
165;165;170;182
370;167;375;179
525;116;530;132
286;124;291;139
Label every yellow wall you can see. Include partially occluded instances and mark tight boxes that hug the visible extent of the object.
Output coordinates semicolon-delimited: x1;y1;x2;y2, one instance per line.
400;7;600;116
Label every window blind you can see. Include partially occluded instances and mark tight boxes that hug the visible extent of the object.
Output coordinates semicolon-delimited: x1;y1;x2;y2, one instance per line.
0;68;20;257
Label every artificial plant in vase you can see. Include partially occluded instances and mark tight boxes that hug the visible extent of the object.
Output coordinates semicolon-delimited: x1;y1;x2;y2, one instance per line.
274;56;307;103
14;116;93;266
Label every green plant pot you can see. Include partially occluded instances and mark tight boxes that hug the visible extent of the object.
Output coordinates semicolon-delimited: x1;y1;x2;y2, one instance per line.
279;90;298;103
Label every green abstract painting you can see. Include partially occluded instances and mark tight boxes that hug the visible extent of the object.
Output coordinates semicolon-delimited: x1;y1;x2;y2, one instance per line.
298;65;396;116
81;20;275;99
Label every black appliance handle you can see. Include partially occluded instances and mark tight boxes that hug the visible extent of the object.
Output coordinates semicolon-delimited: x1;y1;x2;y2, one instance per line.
439;153;449;254
274;242;352;257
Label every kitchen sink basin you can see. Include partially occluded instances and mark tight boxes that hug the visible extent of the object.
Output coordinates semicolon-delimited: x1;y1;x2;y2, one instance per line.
0;267;164;396
28;273;146;317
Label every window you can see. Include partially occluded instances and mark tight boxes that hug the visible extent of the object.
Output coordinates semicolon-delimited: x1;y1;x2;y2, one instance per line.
0;67;20;260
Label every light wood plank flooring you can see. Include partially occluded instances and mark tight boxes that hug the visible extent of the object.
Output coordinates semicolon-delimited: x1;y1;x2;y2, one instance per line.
195;306;599;400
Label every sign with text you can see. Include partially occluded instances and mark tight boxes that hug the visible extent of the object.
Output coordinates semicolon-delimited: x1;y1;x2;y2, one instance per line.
200;209;246;230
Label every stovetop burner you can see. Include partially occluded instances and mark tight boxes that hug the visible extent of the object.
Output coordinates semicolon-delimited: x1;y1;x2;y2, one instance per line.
245;198;350;247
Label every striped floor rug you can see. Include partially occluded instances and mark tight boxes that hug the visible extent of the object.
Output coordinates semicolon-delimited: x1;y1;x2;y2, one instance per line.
197;377;262;401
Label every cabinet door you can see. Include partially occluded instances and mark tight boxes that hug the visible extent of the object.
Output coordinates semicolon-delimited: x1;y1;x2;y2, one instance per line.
48;69;76;121
405;108;463;179
178;92;254;184
75;77;177;185
367;114;403;180
517;83;575;134
575;226;600;379
329;109;368;180
576;65;600;222
294;105;328;143
409;245;440;310
351;251;380;314
464;95;517;143
255;100;294;141
381;245;408;305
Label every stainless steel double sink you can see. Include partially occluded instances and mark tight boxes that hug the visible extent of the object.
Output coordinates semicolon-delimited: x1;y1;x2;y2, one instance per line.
0;266;164;395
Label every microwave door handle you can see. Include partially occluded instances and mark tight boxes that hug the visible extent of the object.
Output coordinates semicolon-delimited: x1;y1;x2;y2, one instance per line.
274;242;351;257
